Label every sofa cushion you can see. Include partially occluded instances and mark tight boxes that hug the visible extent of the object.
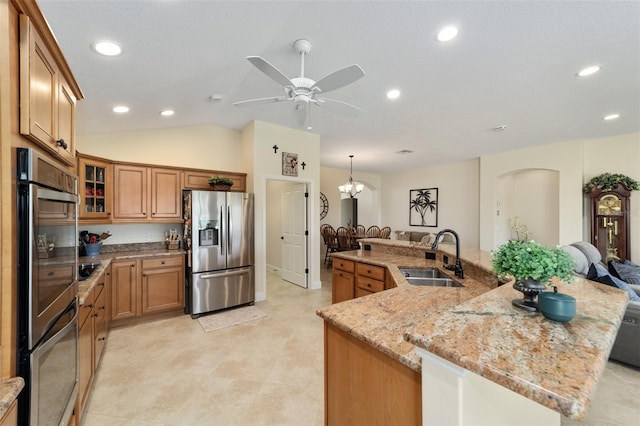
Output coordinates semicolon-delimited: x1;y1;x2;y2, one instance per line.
587;263;640;302
410;232;429;242
571;242;602;266
560;245;589;276
609;261;640;285
420;234;432;245
396;231;411;241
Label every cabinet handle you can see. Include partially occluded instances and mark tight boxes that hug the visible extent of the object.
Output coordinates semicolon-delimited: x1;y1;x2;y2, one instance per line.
152;212;155;215
56;139;67;149
161;260;165;265
48;272;54;276
86;304;94;309
99;306;106;310
93;313;99;318
142;273;146;277
143;212;146;215
99;282;105;287
98;337;106;341
131;264;135;268
107;212;111;216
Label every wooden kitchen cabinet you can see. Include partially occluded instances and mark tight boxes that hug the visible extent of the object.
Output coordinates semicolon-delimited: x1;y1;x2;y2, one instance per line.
19;15;79;166
111;259;139;320
76;268;109;423
112;255;184;321
113;164;181;222
0;400;17;426
141;256;184;314
183;169;247;192
78;154;112;221
332;259;355;303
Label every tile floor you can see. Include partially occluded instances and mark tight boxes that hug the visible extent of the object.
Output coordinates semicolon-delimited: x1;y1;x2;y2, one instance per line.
82;267;639;425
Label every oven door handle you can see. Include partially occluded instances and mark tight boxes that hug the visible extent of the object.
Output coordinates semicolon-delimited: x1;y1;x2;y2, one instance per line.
38;302;78;354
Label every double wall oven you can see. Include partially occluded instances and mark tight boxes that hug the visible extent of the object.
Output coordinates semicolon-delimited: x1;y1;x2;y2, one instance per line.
16;148;79;425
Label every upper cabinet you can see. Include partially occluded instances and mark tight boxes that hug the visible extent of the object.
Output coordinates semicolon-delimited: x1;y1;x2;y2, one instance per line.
78;154;112;221
19;14;81;166
183;169;247;192
113;165;181;222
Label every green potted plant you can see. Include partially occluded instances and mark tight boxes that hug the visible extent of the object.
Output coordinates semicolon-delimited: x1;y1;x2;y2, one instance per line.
583;173;640;193
208;176;234;191
492;239;574;311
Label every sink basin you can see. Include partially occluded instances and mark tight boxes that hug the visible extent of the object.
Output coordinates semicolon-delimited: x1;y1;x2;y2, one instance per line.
398;268;464;287
399;268;450;279
78;262;99;281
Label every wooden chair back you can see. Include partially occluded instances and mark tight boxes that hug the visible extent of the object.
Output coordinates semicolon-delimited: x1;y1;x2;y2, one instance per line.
336;227;353;251
366;225;381;238
355;224;366;236
379;226;391;239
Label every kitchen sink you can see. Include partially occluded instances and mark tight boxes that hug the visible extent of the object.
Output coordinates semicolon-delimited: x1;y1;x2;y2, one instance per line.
78;262;99;281
399;268;464;287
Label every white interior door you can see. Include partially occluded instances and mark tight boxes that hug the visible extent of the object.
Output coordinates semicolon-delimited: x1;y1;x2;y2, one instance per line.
281;183;308;288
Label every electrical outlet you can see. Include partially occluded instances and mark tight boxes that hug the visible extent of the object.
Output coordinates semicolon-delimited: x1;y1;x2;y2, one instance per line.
425;252;436;260
443;255;449;265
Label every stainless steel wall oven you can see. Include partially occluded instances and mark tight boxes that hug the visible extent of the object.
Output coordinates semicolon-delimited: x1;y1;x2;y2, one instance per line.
16;148;79;425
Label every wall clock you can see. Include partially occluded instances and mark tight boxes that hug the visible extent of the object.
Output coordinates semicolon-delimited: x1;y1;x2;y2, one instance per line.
320;192;329;220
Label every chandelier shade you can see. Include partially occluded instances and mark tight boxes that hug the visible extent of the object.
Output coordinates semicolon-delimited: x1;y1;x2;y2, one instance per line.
339;155;364;198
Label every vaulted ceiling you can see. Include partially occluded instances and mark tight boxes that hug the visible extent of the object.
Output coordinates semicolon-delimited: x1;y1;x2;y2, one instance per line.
39;0;640;174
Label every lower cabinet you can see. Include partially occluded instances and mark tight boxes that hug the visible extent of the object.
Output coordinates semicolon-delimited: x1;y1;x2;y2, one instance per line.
112;255;184;320
332;259;388;303
0;400;17;426
76;266;110;423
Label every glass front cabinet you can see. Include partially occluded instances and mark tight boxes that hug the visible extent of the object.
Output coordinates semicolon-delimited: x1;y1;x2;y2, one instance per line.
78;155;112;220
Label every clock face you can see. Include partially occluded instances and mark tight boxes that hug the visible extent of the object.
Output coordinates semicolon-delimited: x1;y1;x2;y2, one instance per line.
320;192;329;220
598;194;622;215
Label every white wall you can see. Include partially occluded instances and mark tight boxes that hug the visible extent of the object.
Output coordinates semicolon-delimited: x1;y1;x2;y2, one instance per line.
480;140;584;251
246;121;321;301
380;158;480;248
266;180;285;270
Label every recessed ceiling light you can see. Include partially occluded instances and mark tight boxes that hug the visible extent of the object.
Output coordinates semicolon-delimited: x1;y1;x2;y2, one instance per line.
160;110;175;116
386;89;400;100
91;41;122;56
112;106;129;113
603;113;620;121
396;149;414;155
436;26;459;42
576;65;601;77
493;125;508;131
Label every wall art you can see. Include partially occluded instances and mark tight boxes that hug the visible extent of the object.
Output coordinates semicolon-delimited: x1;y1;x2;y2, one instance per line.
410;188;438;227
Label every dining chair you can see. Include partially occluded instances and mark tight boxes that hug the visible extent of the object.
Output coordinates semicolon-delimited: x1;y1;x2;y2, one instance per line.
356;224;366;237
323;225;338;267
366;225;381;238
336;227;353;252
379;226;391;239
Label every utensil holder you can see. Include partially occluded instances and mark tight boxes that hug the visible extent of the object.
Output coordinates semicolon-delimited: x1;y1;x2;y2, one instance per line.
84;243;102;257
166;241;180;250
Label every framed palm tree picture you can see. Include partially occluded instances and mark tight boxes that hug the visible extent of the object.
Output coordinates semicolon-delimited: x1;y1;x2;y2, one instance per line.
410;188;438;227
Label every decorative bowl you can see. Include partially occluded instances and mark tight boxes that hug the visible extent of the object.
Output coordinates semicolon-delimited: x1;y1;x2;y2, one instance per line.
538;287;576;323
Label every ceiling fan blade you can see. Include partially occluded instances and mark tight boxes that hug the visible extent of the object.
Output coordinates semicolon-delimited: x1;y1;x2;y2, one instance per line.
246;56;293;87
316;98;363;117
312;64;365;94
233;96;286;107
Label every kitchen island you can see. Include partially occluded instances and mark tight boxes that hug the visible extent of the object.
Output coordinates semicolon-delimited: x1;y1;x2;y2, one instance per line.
316;239;629;425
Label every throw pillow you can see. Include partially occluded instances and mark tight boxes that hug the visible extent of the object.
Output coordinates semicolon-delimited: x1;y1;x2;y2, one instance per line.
609;261;640;285
560;245;589;276
397;232;411;241
420;234;432;245
571;242;602;266
587;263;640;302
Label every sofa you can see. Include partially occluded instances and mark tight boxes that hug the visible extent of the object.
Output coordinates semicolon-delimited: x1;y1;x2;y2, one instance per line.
560;241;640;367
394;230;455;244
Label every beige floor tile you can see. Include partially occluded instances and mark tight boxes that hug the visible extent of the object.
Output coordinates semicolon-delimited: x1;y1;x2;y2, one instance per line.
82;266;639;426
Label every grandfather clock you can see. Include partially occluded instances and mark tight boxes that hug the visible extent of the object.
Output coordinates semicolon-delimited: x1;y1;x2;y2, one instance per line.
589;185;631;262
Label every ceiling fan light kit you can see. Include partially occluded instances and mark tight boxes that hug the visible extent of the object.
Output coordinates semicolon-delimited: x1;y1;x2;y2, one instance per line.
234;39;365;128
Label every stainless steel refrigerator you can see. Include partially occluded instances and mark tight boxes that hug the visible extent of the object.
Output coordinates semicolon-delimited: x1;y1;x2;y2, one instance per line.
183;190;254;318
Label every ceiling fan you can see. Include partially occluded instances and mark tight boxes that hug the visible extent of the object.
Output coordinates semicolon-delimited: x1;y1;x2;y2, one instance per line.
234;39;365;129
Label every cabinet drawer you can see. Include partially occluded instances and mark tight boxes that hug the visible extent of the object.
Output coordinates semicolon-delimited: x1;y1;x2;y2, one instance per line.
79;289;95;328
356;276;385;293
39;264;74;282
355;286;375;298
142;256;183;270
94;285;107;326
356;263;385;281
333;259;355;273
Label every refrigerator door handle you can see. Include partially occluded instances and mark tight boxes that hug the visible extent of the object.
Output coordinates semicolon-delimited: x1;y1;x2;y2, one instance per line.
228;206;232;255
220;205;225;256
200;267;252;280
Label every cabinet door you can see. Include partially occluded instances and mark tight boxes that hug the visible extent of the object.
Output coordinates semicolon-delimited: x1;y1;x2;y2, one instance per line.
56;75;76;165
111;260;138;320
141;264;184;314
77;314;93;419
150;168;182;219
78;156;112;220
20;15;58;151
113;165;148;220
332;269;355;304
183;170;247;192
93;284;108;366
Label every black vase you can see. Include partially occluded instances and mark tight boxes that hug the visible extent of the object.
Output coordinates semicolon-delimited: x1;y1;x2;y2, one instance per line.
512;278;546;312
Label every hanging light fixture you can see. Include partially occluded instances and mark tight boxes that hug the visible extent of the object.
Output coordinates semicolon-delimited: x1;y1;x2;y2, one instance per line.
339;155;364;198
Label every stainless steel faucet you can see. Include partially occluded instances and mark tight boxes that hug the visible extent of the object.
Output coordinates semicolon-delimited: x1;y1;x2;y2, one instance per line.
431;229;464;279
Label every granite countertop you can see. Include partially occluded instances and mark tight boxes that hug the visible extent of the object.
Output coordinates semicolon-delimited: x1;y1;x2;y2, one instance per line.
316;241;630;420
316;248;493;372
77;249;184;305
405;276;629;420
0;377;24;419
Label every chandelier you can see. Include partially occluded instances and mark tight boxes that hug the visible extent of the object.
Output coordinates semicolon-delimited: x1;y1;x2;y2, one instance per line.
339;155;364;198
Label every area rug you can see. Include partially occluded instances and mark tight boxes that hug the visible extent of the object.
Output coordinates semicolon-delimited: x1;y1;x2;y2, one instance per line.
197;306;267;332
